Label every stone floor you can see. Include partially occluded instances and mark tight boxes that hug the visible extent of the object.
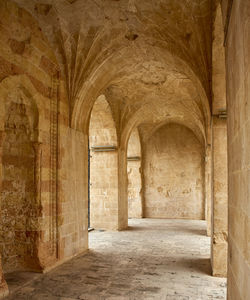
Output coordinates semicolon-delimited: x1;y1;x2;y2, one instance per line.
6;219;226;299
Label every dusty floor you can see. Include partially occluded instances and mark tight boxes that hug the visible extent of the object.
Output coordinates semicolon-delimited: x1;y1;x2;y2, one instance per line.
6;219;226;299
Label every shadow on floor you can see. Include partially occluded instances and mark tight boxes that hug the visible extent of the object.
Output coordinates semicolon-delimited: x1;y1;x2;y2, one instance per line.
178;227;207;236
86;248;212;276
125;225;146;231
126;224;207;236
5;271;42;294
177;257;212;276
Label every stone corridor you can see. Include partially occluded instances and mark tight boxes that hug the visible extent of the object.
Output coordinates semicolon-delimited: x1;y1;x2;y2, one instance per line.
6;219;226;299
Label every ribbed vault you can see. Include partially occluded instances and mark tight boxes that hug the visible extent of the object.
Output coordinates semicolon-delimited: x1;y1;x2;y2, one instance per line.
12;0;212;147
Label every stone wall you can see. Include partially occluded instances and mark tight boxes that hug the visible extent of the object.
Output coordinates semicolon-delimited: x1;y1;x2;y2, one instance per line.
223;0;250;298
0;2;78;296
144;123;205;220
0;0;58;276
0;3;90;284
58;127;88;260
1;100;37;273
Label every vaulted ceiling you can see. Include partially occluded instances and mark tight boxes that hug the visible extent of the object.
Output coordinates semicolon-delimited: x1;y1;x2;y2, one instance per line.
13;0;214;145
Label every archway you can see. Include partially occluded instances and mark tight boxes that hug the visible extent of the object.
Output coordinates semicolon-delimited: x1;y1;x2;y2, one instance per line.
88;95;119;230
127;128;143;219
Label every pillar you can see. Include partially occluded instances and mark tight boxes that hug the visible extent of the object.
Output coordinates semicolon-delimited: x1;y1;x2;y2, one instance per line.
118;147;128;230
211;116;228;277
33;142;42;206
205;144;212;236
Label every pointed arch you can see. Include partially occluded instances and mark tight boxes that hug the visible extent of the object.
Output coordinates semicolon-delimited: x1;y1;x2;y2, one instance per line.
143;123;205;220
89;95;119;230
127;128;143;219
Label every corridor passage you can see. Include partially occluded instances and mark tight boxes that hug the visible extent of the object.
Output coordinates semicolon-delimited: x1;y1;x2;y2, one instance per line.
7;219;226;300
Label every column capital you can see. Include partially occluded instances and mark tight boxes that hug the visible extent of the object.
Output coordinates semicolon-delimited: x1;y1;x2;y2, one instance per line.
32;141;43;153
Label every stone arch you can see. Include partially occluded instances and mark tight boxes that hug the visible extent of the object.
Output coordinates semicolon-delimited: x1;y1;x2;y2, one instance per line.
89;95;119;230
70;42;212;232
143;122;205;220
127;128;142;219
120;103;207;153
144;119;206;148
71;45;211;137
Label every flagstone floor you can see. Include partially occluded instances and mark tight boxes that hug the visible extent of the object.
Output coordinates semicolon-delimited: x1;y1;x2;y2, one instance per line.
6;219;226;299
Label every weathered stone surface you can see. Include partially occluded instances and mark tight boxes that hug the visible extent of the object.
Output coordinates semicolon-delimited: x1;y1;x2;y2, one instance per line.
0;2;63;296
144;124;205;220
8;39;26;55
34;4;52;16
0;100;38;273
224;0;250;299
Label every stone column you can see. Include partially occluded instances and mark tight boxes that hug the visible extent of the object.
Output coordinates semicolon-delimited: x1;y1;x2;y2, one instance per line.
118;147;128;230
205;144;212;236
24;142;44;272
0;130;9;298
211;116;228;277
33;142;42;206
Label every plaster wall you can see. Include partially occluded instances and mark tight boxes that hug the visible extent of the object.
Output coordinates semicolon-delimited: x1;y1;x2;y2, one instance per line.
144;124;205;220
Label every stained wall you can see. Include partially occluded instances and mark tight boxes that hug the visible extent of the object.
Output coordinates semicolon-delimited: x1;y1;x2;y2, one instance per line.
0;0;60;277
0;2;89;295
1;98;37;273
144;124;205;220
